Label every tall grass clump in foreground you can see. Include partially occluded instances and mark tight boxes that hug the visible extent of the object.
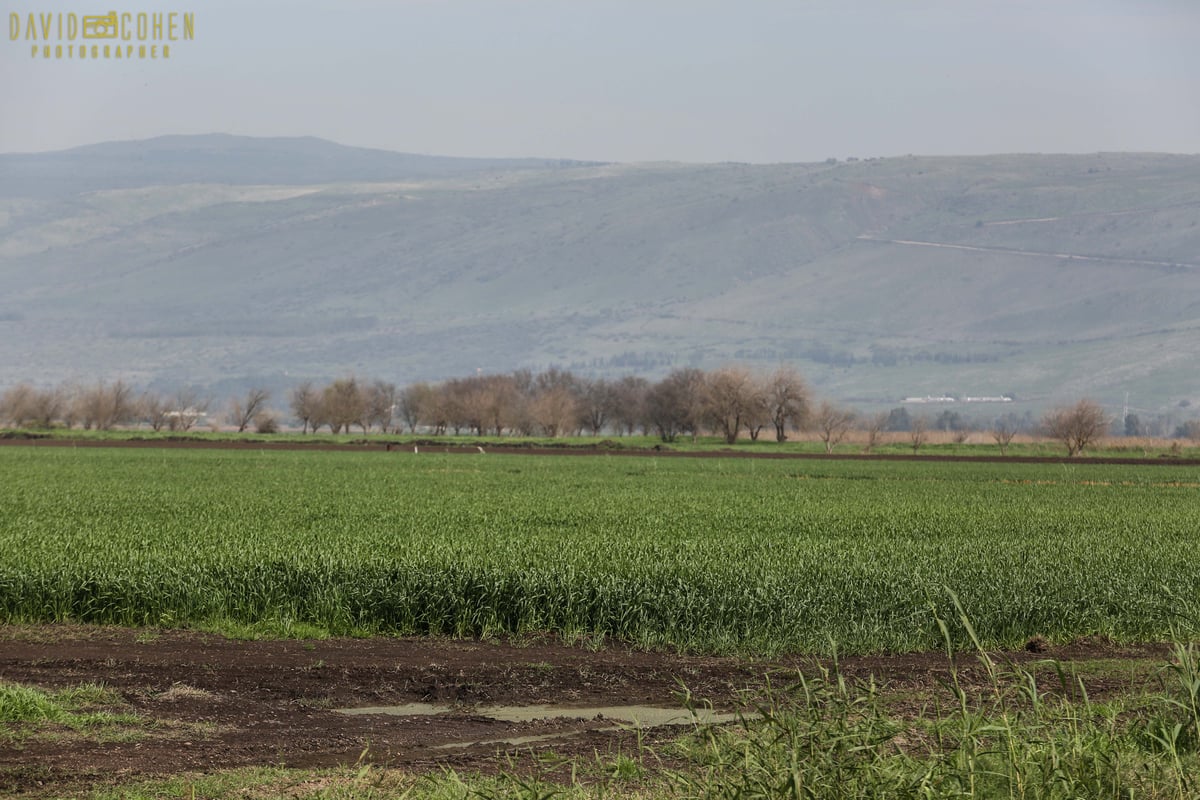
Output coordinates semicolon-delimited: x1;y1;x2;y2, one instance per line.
662;602;1200;799
3;446;1200;654
0;681;136;735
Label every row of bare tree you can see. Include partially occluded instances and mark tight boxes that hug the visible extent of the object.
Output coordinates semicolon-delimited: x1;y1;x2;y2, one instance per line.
0;381;213;432
285;365;811;442
0;373;1136;456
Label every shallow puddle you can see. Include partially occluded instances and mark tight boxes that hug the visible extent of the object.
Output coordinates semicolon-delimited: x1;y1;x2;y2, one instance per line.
336;702;736;728
336;702;447;717
432;730;587;750
479;704;736;726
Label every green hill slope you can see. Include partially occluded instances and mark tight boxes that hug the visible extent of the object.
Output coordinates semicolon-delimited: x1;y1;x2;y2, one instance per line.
1;138;1198;414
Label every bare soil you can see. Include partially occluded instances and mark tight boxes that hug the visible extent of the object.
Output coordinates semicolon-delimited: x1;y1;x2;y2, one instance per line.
0;625;1167;797
2;433;1198;465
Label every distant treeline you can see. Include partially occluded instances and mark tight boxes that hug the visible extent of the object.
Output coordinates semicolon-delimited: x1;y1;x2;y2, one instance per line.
4;368;1199;450
0;366;810;444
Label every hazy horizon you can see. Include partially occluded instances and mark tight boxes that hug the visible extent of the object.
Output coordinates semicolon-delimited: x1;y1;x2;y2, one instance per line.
3;1;1199;163
4;130;1200;164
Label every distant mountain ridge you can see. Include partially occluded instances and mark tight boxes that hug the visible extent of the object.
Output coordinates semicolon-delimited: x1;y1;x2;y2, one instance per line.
1;135;1198;419
0;133;606;196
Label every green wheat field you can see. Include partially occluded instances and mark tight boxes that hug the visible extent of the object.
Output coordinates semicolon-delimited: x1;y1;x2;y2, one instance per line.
2;445;1198;655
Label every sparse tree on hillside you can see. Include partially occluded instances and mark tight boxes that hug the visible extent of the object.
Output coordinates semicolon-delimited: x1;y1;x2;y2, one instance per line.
1043;399;1108;457
1123;413;1143;437
813;401;855;454
934;410;965;432
885;407;912;432
228;388;271;433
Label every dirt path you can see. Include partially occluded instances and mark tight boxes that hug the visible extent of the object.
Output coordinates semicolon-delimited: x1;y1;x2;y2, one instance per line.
1;434;1197;467
856;234;1200;271
0;626;1167;797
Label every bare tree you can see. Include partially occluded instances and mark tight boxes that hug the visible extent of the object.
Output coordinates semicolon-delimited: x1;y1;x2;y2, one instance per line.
991;418;1018;456
1043;399;1108;457
909;414;929;454
289;381;319;434
529;385;581;437
0;383;62;429
74;380;135;430
322;378;365;434
813;401;855;454
524;369;580;437
862;412;889;454
228;388;271;433
706;365;757;445
439;379;470;435
580;378;616;436
610;375;649;436
106;380;136;430
743;377;771;442
485;374;523;436
396;382;434;433
646;368;708;443
451;376;488;436
167;387;208;431
766;366;809;442
366;381;397;433
138;391;170;432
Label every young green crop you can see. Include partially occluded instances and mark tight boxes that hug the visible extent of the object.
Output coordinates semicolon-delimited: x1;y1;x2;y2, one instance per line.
1;446;1198;655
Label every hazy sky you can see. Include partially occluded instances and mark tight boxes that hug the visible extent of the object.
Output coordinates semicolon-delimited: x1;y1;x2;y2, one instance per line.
3;0;1199;162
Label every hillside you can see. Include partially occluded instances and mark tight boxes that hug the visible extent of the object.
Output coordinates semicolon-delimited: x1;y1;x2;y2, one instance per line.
1;136;1198;417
